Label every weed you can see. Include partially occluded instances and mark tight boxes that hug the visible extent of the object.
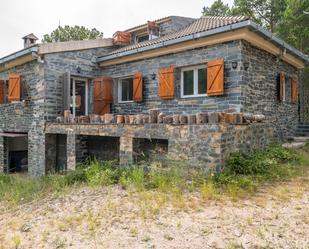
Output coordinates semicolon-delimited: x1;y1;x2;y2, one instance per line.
12;235;21;249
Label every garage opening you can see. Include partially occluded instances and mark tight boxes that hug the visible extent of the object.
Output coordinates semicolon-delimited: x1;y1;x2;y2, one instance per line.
5;134;28;173
133;138;168;164
45;134;67;173
76;136;120;163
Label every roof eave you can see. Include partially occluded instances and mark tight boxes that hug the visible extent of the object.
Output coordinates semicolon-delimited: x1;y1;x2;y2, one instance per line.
0;46;38;65
97;20;308;65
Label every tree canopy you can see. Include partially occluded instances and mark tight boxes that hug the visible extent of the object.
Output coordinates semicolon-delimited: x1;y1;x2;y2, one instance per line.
202;0;309;53
202;0;230;16
42;25;103;43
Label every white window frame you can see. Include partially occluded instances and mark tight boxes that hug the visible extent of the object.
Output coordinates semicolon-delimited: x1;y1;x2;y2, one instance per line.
71;77;88;117
181;65;207;98
118;77;134;103
282;77;286;102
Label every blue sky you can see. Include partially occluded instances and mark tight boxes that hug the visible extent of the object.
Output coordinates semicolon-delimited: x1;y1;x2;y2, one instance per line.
0;0;234;57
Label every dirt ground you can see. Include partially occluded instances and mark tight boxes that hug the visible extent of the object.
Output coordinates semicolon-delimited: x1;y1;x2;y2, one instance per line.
0;177;308;249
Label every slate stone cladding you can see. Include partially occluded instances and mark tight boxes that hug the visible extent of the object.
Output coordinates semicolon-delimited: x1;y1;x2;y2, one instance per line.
43;47;113;121
45;122;273;172
0;60;46;175
100;40;244;115
241;40;299;138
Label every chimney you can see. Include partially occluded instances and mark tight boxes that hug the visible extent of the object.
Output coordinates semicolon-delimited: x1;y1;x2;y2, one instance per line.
22;33;38;48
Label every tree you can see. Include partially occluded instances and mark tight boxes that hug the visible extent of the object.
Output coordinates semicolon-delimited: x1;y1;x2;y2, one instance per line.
42;25;103;43
231;0;286;32
202;0;231;16
276;0;309;53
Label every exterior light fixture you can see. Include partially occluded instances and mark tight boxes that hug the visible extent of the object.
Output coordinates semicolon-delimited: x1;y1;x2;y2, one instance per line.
151;73;156;80
244;62;249;71
232;61;238;69
76;66;81;74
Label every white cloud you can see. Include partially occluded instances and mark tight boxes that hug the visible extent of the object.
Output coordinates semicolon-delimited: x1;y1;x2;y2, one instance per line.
0;0;234;57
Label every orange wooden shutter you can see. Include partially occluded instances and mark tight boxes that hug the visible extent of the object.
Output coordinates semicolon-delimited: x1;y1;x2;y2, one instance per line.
8;74;21;101
93;77;113;115
291;78;297;104
158;66;174;100
0;80;4;104
279;72;285;101
207;59;224;96
133;72;143;102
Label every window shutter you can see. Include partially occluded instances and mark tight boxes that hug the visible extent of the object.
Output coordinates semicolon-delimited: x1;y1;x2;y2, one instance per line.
62;72;71;112
93;77;113;115
158;66;174;100
207;58;224;96
8;74;21;102
0;80;4;104
133;72;143;102
279;72;285;101
291;78;297;104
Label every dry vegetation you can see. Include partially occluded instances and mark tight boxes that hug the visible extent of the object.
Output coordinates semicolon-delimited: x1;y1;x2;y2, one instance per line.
0;144;309;249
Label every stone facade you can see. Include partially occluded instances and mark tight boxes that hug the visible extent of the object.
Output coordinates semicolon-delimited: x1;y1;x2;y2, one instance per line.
102;40;243;115
0;27;304;176
241;41;300;138
45;122;273;172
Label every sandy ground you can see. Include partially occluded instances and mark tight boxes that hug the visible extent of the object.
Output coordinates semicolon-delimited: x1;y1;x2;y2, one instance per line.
0;177;309;249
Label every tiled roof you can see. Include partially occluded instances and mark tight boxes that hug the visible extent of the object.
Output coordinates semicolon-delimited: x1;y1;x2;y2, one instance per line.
108;16;250;56
124;16;172;32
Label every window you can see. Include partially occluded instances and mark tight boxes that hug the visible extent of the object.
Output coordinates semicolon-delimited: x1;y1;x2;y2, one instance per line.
118;77;133;102
181;66;207;97
137;35;149;43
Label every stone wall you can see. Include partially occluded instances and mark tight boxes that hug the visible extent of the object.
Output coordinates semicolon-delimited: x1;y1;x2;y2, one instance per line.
0;60;46;175
100;40;244;115
43;47;113;121
45;122;273;172
221;123;274;164
241;41;299;138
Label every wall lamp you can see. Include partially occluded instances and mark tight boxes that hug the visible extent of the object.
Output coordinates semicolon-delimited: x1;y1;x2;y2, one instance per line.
151;73;156;80
243;62;249;71
76;66;81;74
231;61;238;69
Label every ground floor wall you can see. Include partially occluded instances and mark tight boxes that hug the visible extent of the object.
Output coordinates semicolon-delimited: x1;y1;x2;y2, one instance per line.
45;122;274;173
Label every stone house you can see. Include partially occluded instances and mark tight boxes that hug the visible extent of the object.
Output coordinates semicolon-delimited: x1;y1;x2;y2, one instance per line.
0;16;308;176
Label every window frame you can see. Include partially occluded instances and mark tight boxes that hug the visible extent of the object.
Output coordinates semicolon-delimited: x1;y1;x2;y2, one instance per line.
181;65;207;98
118;76;134;103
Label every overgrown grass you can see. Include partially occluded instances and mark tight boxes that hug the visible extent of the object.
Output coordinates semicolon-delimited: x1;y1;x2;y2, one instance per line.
0;143;308;205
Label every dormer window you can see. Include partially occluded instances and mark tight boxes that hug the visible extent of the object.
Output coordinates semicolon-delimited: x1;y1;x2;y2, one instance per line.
137;34;149;43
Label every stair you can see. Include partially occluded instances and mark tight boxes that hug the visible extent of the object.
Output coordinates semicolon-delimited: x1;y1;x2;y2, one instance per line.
295;124;309;137
282;124;309;148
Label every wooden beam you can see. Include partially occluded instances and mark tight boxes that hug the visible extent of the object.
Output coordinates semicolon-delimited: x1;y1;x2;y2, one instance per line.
0;54;36;72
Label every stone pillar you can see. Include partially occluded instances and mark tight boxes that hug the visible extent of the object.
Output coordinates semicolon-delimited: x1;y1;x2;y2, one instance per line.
28;130;46;176
66;132;76;171
119;136;133;166
0;136;4;173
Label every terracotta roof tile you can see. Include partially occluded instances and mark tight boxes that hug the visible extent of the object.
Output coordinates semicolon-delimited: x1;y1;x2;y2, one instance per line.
108;16;250;56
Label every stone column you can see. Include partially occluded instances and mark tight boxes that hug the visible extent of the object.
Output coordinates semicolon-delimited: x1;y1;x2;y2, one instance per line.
28;130;46;176
0;136;4;173
119;136;133;167
66;132;76;171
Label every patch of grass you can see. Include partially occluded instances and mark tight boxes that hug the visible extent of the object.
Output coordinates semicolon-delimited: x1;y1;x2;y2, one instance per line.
0;143;308;206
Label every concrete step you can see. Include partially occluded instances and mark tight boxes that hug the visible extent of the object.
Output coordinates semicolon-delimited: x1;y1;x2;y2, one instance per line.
293;136;309;142
295;133;309;137
282;142;306;149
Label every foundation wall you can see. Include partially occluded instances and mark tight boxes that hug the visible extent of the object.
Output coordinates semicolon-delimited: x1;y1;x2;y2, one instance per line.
46;122;274;172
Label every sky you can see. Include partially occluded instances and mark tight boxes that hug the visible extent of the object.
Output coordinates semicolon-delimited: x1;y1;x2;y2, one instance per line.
0;0;234;57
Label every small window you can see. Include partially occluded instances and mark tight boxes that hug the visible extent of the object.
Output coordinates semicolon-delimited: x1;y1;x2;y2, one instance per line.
119;77;133;102
137;35;149;43
181;66;207;97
